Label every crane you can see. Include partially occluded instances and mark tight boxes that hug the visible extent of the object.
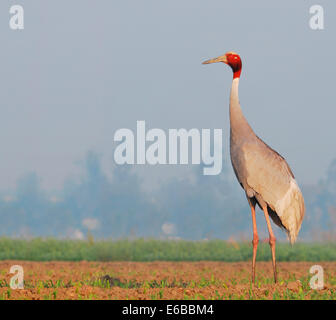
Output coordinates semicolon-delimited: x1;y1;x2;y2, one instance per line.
202;52;305;283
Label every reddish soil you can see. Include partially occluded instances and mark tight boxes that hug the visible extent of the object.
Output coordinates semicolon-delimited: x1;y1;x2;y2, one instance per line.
0;261;335;300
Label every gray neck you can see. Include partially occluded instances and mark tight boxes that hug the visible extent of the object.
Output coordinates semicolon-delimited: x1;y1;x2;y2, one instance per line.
229;78;255;143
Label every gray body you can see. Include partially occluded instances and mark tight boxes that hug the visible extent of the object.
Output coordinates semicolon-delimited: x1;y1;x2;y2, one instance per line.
229;78;305;243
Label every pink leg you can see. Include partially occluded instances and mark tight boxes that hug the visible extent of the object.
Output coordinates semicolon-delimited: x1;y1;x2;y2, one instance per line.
262;206;277;283
250;203;259;284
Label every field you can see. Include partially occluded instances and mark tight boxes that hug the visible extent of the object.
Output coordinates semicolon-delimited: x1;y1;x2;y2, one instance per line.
1;261;336;300
0;238;336;300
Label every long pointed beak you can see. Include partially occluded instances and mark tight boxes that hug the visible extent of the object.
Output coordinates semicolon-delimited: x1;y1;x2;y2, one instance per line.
202;55;227;65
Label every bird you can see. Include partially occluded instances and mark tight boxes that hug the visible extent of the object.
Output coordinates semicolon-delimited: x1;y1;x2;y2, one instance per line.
202;52;305;283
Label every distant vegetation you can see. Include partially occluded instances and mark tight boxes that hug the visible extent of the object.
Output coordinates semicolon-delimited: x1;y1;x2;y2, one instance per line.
0;238;336;262
0;152;335;241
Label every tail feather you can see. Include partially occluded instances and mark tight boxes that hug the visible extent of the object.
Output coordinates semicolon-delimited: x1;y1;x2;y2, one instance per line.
274;179;305;244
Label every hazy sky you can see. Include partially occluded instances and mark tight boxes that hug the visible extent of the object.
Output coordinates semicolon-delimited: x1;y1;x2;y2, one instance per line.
0;0;335;192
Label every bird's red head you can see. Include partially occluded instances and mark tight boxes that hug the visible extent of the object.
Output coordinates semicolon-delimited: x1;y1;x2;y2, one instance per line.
202;51;242;79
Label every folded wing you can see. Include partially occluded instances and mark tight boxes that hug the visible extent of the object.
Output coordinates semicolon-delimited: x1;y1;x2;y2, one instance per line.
242;139;305;243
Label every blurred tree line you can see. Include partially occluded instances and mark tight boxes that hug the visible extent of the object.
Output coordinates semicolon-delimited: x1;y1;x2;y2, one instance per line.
0;152;335;241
